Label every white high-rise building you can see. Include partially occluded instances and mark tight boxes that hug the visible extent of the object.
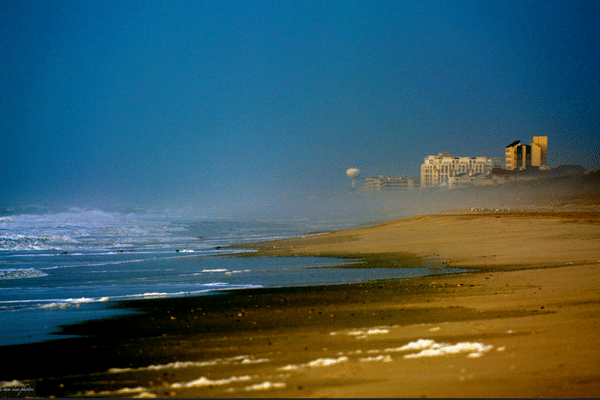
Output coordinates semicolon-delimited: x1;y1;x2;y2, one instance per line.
420;152;502;187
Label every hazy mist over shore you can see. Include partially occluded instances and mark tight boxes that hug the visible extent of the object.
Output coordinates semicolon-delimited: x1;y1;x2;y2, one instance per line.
4;174;597;228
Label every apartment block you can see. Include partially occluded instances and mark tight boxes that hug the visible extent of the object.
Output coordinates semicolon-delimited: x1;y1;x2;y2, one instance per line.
364;175;419;190
420;152;502;187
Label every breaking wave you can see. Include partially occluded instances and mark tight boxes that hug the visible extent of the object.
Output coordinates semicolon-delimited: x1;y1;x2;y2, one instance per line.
0;268;49;280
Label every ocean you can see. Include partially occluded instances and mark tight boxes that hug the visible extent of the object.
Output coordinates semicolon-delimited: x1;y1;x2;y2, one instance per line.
0;206;463;347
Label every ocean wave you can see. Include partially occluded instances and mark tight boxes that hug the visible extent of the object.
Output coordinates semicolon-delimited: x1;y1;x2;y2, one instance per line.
0;268;49;280
39;302;79;310
0;285;265;312
0;209;204;253
0;233;81;251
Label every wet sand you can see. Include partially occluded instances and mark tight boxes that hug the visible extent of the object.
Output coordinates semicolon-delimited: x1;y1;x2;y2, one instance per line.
3;209;600;398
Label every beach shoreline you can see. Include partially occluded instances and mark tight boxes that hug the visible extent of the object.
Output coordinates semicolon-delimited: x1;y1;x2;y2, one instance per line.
3;208;600;398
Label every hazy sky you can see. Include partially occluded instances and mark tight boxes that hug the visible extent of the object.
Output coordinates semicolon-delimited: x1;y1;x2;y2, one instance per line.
1;0;599;212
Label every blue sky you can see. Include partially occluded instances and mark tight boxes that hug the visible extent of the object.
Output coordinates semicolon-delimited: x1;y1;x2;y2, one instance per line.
1;0;599;212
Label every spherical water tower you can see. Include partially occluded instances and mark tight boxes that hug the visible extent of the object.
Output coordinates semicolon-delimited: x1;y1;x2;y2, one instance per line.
346;168;361;188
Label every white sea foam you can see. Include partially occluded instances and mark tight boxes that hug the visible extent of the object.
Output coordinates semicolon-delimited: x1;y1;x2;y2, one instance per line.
84;386;157;398
225;269;251;275
34;296;112;310
241;357;270;364
387;339;494;359
171;375;254;388
140;292;169;298
39;302;76;310
107;355;268;373
203;282;229;287
133;391;157;398
278;364;300;371
330;326;389;339
307;357;348;367
65;297;96;303
344;330;364;336
115;387;147;394
366;328;389;335
385;339;435;352
244;381;286;391
359;355;393;363
279;356;348;371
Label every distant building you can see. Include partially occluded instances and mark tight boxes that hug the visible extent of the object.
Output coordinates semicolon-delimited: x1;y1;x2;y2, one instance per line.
505;136;548;170
448;172;494;188
364;175;419;190
420;152;502;187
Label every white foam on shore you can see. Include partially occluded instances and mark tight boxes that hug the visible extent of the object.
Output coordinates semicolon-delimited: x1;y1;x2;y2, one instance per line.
384;339;494;358
107;355;268;374
244;381;286;391
170;375;254;388
115;386;147;394
84;386;154;398
330;326;390;339
366;328;389;335
279;356;349;371
36;296;108;310
65;297;96;303
39;302;79;310
133;391;157;398
385;339;435;352
359;355;393;363
308;356;348;367
139;292;169;298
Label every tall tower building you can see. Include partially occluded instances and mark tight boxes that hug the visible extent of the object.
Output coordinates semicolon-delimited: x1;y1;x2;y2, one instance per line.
505;140;522;170
505;136;548;170
532;135;548;166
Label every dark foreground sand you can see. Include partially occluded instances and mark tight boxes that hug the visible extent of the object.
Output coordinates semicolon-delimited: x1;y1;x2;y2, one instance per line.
3;207;600;398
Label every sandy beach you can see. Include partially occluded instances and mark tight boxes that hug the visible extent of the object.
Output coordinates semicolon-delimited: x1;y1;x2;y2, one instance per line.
3;199;600;397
